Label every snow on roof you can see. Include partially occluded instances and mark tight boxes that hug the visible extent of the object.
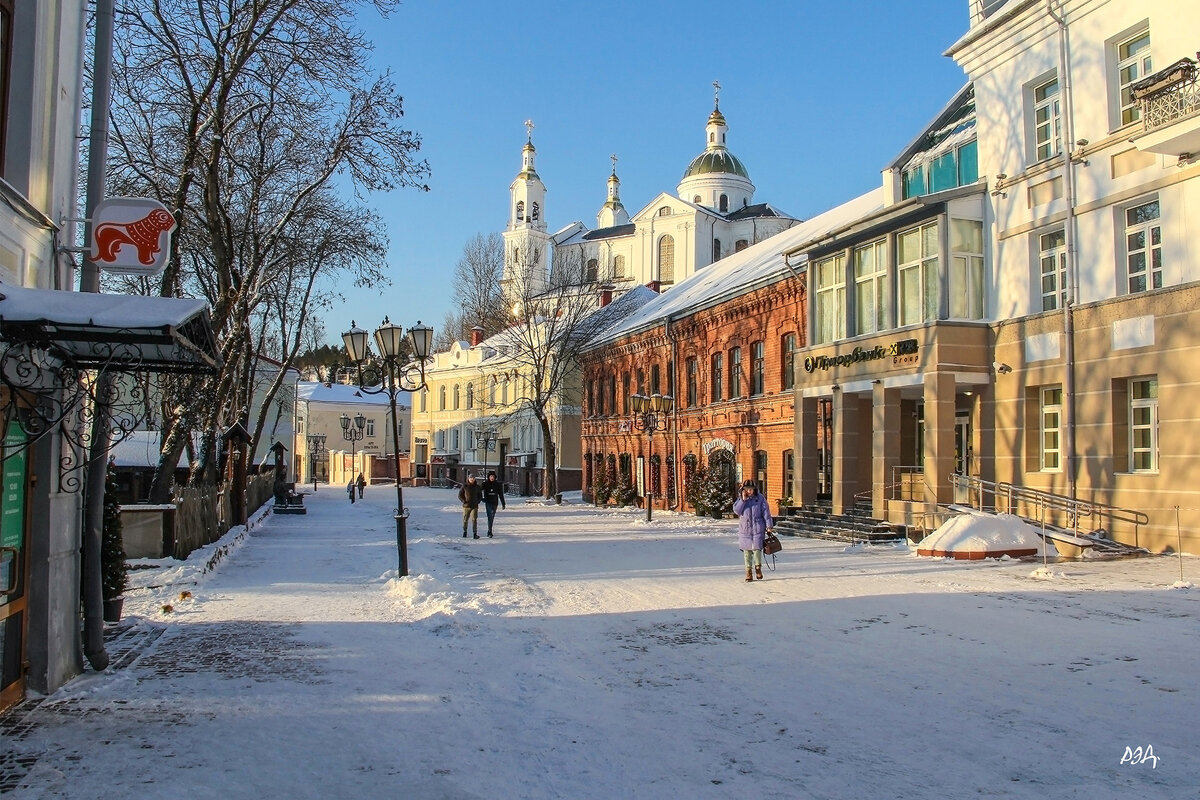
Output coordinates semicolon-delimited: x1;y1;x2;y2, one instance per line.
589;189;883;345
0;281;207;328
297;381;398;407
110;430;190;469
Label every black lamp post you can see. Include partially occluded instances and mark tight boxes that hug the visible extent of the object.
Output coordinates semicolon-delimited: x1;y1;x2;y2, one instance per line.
307;432;327;491
630;392;673;522
343;317;433;577
474;427;498;475
340;411;365;476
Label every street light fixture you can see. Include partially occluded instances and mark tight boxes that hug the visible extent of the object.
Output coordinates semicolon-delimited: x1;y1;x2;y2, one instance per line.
474;426;498;474
630;392;674;522
342;317;433;577
307;432;327;492
339;411;366;477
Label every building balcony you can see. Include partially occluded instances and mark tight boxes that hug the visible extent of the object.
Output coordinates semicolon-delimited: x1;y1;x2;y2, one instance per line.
1129;55;1200;159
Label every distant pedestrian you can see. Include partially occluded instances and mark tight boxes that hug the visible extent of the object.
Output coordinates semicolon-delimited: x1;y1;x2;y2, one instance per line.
481;470;506;538
732;479;772;582
458;474;483;538
356;472;366;499
347;479;356;504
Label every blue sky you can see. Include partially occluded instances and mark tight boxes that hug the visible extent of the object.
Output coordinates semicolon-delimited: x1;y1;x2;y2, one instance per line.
325;0;973;346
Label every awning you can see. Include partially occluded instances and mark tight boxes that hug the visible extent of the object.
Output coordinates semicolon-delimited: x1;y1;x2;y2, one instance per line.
0;282;220;374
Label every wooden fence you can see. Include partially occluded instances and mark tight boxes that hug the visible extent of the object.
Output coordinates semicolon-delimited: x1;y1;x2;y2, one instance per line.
171;473;274;559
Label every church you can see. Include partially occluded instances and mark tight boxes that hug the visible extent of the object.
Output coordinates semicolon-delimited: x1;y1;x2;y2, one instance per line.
502;87;799;298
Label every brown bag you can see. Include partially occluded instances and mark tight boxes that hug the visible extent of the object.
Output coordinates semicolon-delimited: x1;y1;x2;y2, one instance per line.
763;532;782;555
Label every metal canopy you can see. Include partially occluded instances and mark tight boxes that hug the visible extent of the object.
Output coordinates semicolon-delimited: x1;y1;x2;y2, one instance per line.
0;283;221;374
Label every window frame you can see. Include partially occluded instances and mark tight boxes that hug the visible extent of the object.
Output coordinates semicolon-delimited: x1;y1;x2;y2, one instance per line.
1039;386;1062;471
897;221;940;327
729;347;742;399
658;235;675;284
949;218;984;320
853;239;887;336
711;353;723;403
1116;29;1152;127
781;333;797;391
685;357;698;408
1129;376;1159;472
1033;74;1061;162
750;341;765;396
1038;228;1067;311
814;252;846;344
1123;197;1162;294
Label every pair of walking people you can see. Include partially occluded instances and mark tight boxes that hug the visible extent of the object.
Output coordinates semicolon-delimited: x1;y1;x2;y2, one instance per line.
459;471;506;538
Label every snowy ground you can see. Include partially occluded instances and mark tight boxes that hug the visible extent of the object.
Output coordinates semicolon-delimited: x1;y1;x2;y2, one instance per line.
4;485;1198;799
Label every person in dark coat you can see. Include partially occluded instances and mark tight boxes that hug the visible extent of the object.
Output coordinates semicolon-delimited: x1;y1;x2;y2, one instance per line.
480;470;506;538
355;472;366;498
732;479;773;581
458;474;483;538
347;479;356;504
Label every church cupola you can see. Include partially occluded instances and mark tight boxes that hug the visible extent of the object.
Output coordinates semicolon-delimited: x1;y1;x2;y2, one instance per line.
596;154;630;229
677;81;755;214
509;119;546;232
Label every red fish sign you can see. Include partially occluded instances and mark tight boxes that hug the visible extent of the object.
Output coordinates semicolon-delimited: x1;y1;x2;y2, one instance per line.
88;197;178;276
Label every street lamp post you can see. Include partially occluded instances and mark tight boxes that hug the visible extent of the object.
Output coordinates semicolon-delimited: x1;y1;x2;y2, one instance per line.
630;392;673;522
474;427;498;475
307;432;327;492
340;411;365;478
343;317;433;577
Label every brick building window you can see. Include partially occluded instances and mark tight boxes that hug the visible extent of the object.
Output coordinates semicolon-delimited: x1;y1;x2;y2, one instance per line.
781;333;797;391
751;341;765;395
711;353;723;402
685;358;698;407
729;347;742;399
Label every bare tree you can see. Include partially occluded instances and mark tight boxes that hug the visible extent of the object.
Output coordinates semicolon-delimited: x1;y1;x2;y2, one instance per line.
102;0;429;499
437;233;509;348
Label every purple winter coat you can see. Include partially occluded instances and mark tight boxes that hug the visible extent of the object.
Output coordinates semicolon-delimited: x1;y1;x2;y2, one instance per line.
733;492;773;551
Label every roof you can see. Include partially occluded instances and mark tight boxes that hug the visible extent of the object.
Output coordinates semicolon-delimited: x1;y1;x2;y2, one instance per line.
297;381;401;408
682;148;750;179
582;223;637;241
724;202;792;221
0;282;220;374
585;189;883;346
110;429;191;469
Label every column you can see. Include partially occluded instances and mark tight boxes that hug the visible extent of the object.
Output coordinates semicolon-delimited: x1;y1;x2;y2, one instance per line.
872;382;901;520
923;372;956;507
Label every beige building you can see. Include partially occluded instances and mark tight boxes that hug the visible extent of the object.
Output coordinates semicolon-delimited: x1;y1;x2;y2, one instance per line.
790;0;1200;554
295;381;402;488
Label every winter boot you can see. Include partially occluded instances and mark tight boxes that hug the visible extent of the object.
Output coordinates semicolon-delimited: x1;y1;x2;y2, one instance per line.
755;565;763;580
745;568;753;582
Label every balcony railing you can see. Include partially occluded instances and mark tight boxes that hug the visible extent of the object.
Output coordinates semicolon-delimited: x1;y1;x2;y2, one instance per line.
1132;55;1200;133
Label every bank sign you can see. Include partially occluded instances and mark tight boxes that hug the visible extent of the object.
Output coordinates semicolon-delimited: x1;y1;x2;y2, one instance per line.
804;338;919;373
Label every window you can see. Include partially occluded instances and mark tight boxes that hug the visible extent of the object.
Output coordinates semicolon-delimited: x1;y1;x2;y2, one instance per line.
489;377;497;406
586;258;598;283
1033;75;1061;161
636;368;646;397
1039;229;1067;311
658;206;672;216
713;239;721;262
719;194;728;212
1129;377;1158;472
729;347;742;399
782;450;794;499
451;428;460;451
650;364;661;396
452;385;461;410
1125;199;1162;293
754;450;768;498
735;240;749;252
1040;386;1062;471
898;221;940;326
658;235;675;284
814;253;846;344
1117;30;1151;126
466;383;474;409
436;430;445;450
515;200;525;221
903;165;926;199
853;240;887;335
613;254;625;278
781;333;797;391
685;358;698;408
366;418;376;437
419;389;427;412
751;341;765;396
607;374;617;415
438;385;447;410
949;219;984;319
502;377;510;405
711;353;723;402
622;372;631;415
667;359;675;399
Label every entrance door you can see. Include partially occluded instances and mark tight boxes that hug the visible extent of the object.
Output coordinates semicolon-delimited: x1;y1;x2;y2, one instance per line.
1;422;30;712
954;414;971;503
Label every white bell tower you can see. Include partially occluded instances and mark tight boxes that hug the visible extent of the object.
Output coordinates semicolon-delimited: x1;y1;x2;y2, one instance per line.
504;120;550;295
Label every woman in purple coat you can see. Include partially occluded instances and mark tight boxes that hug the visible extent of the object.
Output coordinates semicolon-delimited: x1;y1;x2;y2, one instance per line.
732;479;773;581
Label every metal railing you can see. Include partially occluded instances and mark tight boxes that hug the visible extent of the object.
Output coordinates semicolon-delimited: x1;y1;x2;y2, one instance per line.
1133;55;1200;133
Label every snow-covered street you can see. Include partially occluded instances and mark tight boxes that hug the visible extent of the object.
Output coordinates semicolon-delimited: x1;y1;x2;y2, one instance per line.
3;486;1197;799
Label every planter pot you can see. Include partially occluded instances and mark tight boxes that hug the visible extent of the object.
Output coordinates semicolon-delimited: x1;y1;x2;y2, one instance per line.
103;596;125;623
710;510;723;520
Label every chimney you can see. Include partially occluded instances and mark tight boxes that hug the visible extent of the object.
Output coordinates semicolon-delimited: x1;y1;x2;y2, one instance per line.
646;280;661;294
599;283;614;307
470;326;484;347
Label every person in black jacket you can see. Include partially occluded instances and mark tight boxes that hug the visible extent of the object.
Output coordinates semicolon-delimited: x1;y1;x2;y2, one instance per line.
480;470;506;538
458;474;483;538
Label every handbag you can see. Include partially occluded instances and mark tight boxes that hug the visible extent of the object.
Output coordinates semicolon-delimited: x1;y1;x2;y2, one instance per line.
763;532;782;555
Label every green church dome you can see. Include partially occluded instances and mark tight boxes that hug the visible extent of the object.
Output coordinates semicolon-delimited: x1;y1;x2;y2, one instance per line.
682;149;750;180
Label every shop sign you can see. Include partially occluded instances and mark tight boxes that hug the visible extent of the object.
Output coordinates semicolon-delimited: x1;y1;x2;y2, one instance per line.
89;197;178;276
804;338;919;373
2;422;26;549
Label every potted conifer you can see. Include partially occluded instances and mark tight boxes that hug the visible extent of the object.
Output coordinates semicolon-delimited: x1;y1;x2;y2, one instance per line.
101;465;128;622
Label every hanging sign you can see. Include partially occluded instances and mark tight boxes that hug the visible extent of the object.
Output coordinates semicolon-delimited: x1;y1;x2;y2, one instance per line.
89;197;178;276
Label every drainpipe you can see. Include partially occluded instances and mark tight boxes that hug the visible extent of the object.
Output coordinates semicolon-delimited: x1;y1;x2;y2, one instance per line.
1048;0;1078;500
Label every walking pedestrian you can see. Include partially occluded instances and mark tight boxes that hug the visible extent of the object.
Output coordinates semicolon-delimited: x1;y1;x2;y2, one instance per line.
356;472;366;499
458;474;483;538
481;470;506;538
732;479;773;581
347;479;356;504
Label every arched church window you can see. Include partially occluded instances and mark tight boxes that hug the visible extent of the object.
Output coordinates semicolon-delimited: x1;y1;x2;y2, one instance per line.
658;206;672;217
658;235;675;284
713;239;722;262
693;195;702;204
735;239;749;252
613;254;625;278
531;202;540;221
719;194;728;212
586;259;598;283
515;201;524;221
466;383;474;409
453;385;461;410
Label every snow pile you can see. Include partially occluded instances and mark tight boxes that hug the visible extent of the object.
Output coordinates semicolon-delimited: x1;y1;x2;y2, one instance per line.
917;511;1053;560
